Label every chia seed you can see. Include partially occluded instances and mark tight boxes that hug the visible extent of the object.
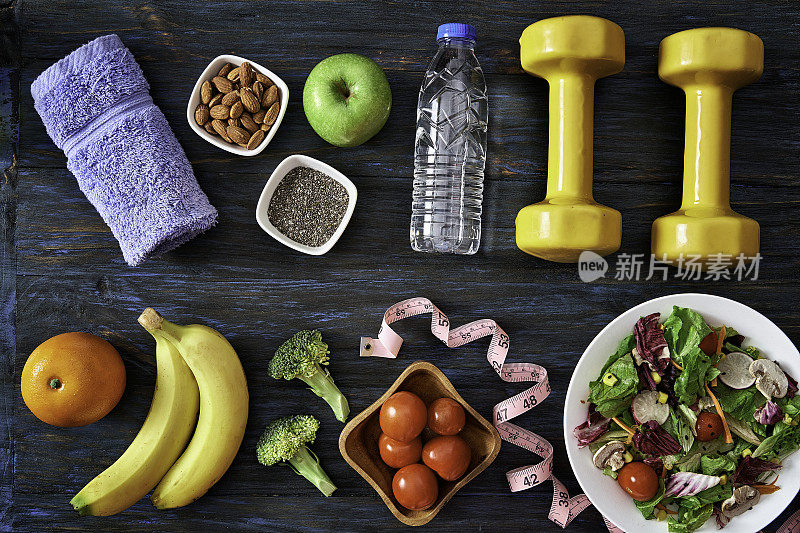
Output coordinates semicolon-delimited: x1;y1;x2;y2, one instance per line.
267;166;349;247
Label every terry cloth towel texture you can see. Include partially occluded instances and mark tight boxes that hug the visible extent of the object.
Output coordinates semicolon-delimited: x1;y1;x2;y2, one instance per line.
31;34;217;266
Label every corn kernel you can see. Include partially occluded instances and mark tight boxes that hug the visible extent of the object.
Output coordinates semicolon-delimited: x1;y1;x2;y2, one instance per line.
623;451;633;463
656;509;667;521
658;392;669;404
784;414;794;425
742;448;752;458
603;372;618;387
719;475;727;485
651;371;662;385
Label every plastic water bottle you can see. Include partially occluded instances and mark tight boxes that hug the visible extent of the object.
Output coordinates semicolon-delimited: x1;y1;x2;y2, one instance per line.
411;23;488;255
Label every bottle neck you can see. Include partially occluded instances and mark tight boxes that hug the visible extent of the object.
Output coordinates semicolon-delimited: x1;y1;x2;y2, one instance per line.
437;37;475;49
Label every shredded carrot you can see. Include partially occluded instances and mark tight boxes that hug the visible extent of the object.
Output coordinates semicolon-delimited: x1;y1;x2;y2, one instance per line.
710;377;718;387
752;477;781;494
671;359;683;371
612;416;635;436
705;384;733;444
716;326;726;354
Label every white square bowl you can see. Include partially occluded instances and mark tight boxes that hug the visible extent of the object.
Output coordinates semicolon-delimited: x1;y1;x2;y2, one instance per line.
186;54;289;156
255;155;357;255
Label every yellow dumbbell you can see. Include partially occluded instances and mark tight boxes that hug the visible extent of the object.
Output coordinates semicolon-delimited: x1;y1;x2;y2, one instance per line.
652;28;763;264
515;16;624;263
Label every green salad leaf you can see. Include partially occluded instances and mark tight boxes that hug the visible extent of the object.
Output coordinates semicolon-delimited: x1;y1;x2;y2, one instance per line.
668;503;714;533
589;351;639;418
753;421;800;461
663;306;713;366
714;382;767;420
700;454;737;476
678;484;733;509
674;346;717;405
666;407;694;453
634;479;665;519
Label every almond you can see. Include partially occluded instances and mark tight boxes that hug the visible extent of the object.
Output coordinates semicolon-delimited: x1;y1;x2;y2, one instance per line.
218;63;233;77
212;119;228;138
221;91;240;107
208;93;223;108
253;109;266;123
230;101;243;119
240;87;260;114
204;121;217;135
252;81;263;100
212;76;234;93
239;62;254;87
255;72;273;87
226;66;240;82
261;84;278;108
263;101;280;126
240;113;258;133
194;104;210;125
210;104;230;120
260;122;271;132
228;117;241;128
247;129;266;150
200;80;213;104
227;125;250;146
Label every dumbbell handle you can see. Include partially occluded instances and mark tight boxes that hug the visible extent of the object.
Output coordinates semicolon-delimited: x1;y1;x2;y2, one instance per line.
681;85;733;210
545;73;595;202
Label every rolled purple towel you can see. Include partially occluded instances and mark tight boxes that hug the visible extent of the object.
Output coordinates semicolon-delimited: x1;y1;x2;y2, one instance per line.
31;34;217;266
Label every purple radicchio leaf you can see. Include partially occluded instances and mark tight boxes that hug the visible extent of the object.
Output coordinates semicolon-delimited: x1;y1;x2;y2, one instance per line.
632;420;682;456
573;404;611;447
634;313;670;374
637;363;658;390
754;400;783;426
664;471;721;497
731;455;781;486
643;456;664;473
784;369;798;399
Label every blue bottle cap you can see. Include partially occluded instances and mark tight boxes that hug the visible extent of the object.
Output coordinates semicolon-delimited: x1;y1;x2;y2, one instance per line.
436;23;477;42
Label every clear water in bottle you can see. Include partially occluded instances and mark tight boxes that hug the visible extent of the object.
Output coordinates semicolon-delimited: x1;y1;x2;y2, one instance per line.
411;23;487;255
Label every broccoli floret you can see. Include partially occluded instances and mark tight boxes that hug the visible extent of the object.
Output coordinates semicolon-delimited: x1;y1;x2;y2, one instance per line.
256;415;336;497
269;330;350;422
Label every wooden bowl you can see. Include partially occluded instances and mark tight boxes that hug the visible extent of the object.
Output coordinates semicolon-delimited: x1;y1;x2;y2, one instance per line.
339;361;501;526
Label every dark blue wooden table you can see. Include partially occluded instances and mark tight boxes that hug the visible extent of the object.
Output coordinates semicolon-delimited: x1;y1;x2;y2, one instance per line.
2;1;799;531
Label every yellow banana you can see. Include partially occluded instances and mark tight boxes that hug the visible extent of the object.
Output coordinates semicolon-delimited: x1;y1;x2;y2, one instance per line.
70;330;199;515
138;308;249;509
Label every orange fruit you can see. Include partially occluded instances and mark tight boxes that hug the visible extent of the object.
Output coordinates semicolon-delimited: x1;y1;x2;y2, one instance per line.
21;332;126;427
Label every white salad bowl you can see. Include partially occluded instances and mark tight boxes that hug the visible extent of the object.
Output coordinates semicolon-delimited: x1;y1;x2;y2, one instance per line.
255;154;357;255
564;293;800;533
187;54;289;156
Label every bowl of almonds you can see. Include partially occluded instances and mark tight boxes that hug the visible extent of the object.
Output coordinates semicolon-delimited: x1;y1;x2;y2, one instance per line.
187;54;288;156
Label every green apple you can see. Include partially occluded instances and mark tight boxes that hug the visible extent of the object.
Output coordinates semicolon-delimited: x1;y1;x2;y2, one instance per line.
303;53;392;147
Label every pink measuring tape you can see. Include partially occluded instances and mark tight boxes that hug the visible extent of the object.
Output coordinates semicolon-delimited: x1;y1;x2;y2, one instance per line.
360;297;800;532
359;297;611;529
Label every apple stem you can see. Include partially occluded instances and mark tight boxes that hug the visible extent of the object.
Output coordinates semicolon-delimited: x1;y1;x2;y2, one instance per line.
335;78;351;102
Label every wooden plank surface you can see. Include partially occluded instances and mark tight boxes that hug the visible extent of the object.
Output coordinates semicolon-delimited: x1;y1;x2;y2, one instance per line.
3;0;800;531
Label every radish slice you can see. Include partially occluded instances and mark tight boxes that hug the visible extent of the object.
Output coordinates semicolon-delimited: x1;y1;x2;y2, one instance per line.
717;351;756;389
632;391;669;425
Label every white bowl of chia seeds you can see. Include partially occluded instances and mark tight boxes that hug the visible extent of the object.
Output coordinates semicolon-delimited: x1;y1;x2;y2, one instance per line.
256;154;357;255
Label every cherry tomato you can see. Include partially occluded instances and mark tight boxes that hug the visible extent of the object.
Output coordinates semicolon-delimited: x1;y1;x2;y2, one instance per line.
422;435;472;481
392;463;438;510
699;331;719;356
378;433;422;469
617;461;658;501
696;411;724;442
380;391;427;442
427;397;466;436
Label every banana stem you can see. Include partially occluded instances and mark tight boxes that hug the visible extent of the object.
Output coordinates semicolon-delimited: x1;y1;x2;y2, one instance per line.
138;308;165;331
301;368;350;422
289;446;337;497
